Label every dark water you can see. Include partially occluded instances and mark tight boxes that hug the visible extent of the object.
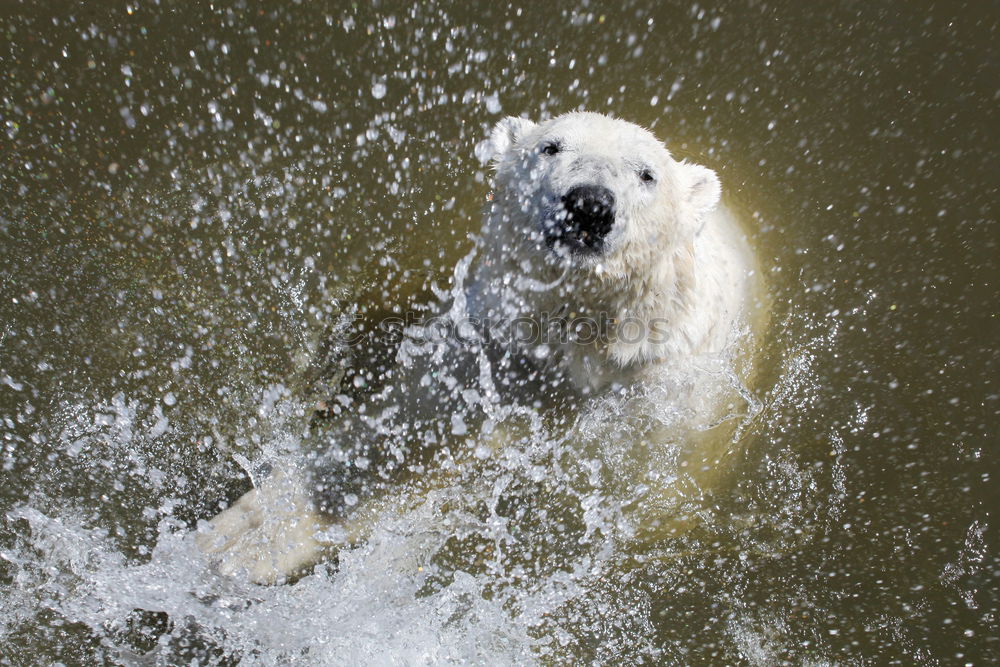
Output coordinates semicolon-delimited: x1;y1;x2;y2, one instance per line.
1;1;997;664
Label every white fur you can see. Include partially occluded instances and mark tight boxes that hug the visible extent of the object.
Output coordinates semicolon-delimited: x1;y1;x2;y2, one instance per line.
195;464;338;584
198;112;759;584
471;111;754;392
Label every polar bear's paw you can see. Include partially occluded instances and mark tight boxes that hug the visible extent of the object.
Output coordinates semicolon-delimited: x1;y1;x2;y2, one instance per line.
196;467;338;585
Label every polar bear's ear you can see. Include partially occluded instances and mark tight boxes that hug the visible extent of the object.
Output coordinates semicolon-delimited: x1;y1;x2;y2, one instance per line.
476;116;536;164
681;162;722;214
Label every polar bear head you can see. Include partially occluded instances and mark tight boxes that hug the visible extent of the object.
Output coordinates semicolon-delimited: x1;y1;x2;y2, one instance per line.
479;112;720;284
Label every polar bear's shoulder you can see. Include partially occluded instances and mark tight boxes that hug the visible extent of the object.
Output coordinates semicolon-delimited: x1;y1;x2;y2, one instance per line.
686;204;760;358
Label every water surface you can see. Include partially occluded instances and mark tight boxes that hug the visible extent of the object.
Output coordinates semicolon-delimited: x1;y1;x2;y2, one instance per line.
1;1;996;664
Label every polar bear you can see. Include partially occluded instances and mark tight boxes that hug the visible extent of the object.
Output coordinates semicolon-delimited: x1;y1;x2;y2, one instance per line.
196;112;760;584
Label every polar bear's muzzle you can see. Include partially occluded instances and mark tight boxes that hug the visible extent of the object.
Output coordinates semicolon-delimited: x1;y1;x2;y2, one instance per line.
547;185;616;254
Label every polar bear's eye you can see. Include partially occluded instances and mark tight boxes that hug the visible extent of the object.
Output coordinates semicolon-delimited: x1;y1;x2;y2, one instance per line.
540;142;561;156
639;169;656;183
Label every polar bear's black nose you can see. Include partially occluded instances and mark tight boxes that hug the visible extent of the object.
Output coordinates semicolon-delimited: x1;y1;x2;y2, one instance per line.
561;185;616;248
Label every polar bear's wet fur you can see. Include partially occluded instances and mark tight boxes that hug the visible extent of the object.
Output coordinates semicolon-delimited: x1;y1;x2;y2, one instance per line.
197;112;759;584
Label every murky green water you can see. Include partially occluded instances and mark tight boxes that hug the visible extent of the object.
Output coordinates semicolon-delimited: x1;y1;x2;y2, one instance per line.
1;1;996;664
